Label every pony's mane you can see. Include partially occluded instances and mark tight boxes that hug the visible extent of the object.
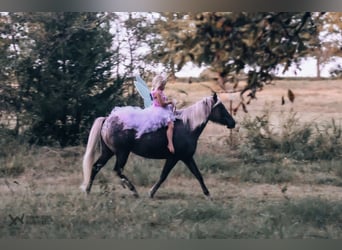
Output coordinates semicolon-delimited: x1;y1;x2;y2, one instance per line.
176;96;215;131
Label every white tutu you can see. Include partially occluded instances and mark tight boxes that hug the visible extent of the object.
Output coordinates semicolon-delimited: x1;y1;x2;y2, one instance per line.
110;105;175;138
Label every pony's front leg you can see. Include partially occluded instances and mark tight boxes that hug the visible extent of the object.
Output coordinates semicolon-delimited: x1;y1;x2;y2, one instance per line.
149;158;179;198
114;152;139;198
183;157;211;198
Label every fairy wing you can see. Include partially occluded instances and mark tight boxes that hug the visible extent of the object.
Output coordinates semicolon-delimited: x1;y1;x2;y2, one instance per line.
134;75;152;108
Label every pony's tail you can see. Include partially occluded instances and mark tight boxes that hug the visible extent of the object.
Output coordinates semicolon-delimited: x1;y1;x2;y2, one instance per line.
80;117;106;192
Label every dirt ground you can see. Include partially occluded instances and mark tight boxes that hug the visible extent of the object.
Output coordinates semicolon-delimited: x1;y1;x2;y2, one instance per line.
170;78;342;124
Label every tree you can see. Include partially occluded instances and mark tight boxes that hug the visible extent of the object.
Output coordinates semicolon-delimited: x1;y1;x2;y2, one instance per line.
2;12;125;146
111;12;158;105
0;13;33;136
313;12;342;78
149;12;195;78
30;12;123;146
151;12;319;101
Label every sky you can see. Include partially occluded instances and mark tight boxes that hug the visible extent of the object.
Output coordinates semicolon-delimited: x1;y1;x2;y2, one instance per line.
175;57;342;78
276;57;342;78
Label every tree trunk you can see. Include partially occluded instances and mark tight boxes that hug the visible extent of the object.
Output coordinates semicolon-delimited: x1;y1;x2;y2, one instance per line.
316;56;321;79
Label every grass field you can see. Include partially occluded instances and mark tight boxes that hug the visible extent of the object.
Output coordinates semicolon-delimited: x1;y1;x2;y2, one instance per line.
1;78;342;238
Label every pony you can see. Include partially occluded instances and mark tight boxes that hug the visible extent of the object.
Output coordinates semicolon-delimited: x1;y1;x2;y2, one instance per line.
80;93;235;199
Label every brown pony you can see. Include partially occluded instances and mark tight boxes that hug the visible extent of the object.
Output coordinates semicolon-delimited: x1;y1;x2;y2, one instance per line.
80;93;235;199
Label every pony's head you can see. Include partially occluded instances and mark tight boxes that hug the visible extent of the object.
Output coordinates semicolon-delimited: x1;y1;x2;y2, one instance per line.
208;93;236;129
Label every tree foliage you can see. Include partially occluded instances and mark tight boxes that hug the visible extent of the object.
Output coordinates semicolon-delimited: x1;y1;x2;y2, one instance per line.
152;12;319;99
148;13;193;76
0;13;34;135
1;12;125;146
111;12;158;105
314;12;342;78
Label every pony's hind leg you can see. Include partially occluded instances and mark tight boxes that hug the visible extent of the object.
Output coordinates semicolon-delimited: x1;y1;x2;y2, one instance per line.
86;147;113;194
113;151;139;197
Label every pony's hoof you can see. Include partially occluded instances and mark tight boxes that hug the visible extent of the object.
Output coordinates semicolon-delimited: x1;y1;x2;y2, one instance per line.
148;186;156;198
121;178;128;189
205;195;213;202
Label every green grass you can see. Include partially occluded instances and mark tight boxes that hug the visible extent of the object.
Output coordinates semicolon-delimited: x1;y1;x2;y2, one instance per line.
2;186;342;238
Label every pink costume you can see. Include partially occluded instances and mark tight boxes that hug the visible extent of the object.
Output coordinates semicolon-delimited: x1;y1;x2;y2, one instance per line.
108;89;175;138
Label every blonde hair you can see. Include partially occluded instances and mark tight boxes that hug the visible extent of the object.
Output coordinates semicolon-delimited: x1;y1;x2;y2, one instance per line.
151;74;167;91
176;96;215;131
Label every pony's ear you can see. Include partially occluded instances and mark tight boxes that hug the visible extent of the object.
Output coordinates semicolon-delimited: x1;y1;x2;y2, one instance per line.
213;92;218;103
